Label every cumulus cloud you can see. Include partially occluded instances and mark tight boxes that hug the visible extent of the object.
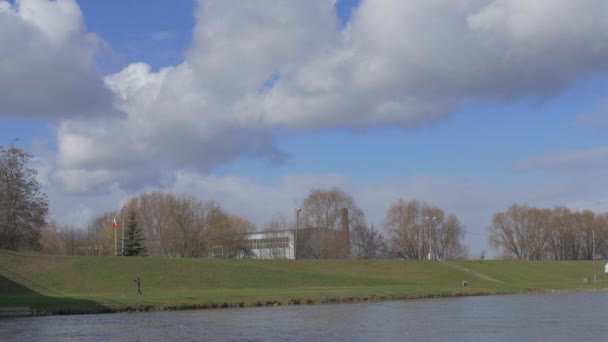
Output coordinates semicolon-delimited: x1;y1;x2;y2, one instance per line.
46;0;608;193
265;0;608;128
0;0;118;119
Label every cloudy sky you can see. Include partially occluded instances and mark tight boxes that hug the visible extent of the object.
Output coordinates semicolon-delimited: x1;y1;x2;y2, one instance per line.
2;0;608;257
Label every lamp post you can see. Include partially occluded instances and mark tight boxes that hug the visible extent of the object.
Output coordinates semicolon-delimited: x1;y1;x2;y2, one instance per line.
424;216;437;260
593;228;597;283
121;206;126;256
294;208;302;260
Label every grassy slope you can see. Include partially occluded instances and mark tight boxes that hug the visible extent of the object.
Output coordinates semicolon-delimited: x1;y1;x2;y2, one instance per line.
1;251;605;314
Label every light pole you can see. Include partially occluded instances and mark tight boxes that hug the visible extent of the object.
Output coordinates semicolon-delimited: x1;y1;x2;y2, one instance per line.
121;206;126;256
425;216;437;260
593;228;597;283
295;208;302;260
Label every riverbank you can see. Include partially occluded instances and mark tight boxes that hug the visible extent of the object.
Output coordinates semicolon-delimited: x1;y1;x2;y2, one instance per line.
1;251;605;315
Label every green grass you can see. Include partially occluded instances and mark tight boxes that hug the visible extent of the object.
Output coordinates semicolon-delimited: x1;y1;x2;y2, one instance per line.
1;250;606;315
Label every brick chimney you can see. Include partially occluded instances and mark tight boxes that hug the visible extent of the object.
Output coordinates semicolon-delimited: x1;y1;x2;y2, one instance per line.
341;208;350;258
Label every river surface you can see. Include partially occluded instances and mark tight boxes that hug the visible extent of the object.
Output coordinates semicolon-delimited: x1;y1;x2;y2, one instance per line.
2;291;607;341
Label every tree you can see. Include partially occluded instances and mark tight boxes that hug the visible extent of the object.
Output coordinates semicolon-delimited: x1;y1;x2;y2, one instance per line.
385;199;421;259
128;192;176;256
300;187;364;258
170;196;205;257
489;204;553;260
40;220;64;255
207;211;255;259
545;207;573;260
351;223;387;259
0;144;48;251
385;199;465;260
433;214;467;260
123;209;147;256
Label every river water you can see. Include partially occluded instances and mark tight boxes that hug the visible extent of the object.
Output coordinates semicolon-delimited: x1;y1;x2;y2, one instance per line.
2;291;607;341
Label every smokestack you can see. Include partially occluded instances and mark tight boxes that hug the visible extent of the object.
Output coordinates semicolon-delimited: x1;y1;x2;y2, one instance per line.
341;208;350;258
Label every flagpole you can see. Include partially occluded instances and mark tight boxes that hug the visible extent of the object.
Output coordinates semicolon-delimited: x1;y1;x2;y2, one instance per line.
114;224;117;256
121;207;126;256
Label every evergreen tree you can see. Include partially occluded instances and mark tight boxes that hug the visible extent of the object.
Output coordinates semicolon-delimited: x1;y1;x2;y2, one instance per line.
124;209;147;256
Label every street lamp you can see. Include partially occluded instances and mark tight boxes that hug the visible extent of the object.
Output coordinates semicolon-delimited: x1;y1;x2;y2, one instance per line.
294;208;302;260
424;216;437;260
593;228;597;283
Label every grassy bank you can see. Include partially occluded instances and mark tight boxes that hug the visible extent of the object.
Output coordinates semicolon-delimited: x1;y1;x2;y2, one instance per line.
1;250;605;315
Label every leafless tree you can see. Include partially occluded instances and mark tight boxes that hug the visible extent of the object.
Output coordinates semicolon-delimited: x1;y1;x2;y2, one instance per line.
489;204;551;260
300;187;364;258
169;196;211;257
545;207;573;260
385;199;465;260
207;212;255;258
84;211;117;256
351;223;387;259
385;199;421;259
128;192;176;256
546;208;605;260
0;144;48;251
434;214;467;260
489;204;608;260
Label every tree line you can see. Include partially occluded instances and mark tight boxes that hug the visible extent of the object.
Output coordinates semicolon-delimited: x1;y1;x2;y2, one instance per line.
21;144;608;261
1;144;466;259
35;186;467;260
488;204;608;260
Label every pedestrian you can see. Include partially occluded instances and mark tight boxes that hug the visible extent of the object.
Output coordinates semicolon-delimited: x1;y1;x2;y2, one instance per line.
134;277;142;295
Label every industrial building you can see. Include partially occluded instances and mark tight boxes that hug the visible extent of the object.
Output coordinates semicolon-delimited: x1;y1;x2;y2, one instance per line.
235;208;351;259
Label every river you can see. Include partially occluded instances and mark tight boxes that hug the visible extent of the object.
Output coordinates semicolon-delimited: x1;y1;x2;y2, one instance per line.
2;291;607;341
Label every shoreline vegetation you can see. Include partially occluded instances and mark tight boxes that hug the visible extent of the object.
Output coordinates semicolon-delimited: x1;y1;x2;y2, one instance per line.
1;251;606;316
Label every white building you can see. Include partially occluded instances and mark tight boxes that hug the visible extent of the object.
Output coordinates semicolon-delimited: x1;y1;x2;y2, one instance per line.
241;230;295;259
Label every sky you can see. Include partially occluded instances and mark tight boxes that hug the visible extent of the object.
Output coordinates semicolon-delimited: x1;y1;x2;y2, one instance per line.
2;0;608;258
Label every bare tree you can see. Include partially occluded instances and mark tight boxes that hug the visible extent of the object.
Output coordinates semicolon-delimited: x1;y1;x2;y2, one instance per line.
84;211;117;256
545;207;572;260
595;213;608;259
434;214;467;260
207;212;255;258
0;144;48;251
385;199;421;259
351;223;387;259
128;192;176;256
385;199;465;260
572;210;602;260
300;187;364;258
40;220;64;255
170;196;211;257
546;208;605;260
490;205;575;260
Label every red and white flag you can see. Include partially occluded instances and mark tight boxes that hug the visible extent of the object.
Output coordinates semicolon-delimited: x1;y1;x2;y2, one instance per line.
112;217;117;229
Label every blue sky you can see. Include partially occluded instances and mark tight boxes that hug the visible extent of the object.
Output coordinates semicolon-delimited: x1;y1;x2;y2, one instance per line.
2;0;608;257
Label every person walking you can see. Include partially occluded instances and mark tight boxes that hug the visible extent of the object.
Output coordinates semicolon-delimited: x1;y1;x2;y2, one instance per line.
134;277;142;295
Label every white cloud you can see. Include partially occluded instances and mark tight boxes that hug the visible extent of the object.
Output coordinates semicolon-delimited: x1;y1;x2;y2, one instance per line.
49;0;608;192
0;0;600;241
0;0;117;119
265;0;608;128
